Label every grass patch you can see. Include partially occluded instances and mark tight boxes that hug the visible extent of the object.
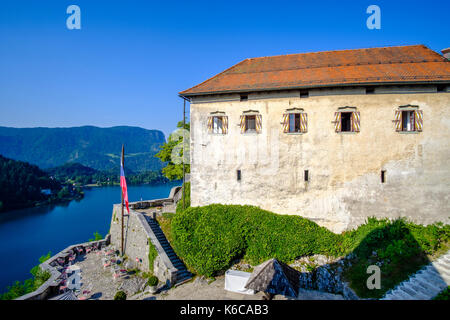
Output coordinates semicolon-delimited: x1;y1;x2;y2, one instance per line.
343;220;450;299
148;238;158;273
157;212;175;244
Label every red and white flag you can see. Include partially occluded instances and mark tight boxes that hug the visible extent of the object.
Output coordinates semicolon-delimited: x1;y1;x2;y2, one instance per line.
120;154;130;214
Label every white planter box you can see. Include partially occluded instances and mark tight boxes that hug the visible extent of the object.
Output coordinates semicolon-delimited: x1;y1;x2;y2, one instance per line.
224;270;255;295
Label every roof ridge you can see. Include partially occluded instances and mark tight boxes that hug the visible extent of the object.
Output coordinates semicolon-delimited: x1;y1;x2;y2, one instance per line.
180;44;450;96
246;44;428;61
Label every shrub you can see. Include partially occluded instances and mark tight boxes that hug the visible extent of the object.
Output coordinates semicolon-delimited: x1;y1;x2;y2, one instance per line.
343;219;450;299
148;239;158;273
0;252;51;300
171;204;341;276
114;291;127;300
147;276;159;287
88;231;103;242
171;203;450;296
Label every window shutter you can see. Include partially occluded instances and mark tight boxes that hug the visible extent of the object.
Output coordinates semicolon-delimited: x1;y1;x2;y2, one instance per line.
394;111;402;131
414;110;423;132
351;111;360;132
222;116;228;134
207;116;213;133
282;113;289;133
256;114;262;133
300;113;308;133
240;115;246;134
334;112;341;132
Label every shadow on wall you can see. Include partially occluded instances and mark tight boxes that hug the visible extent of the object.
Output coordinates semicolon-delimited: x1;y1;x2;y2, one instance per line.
297;219;449;299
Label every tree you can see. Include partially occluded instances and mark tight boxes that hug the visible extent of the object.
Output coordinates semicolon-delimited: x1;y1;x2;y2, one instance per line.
155;121;190;180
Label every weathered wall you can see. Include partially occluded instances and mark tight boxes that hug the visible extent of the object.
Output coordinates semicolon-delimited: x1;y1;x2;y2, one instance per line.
110;205;150;271
189;86;450;233
109;205;179;286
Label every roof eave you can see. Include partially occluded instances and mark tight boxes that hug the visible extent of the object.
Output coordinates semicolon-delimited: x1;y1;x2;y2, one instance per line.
179;79;450;98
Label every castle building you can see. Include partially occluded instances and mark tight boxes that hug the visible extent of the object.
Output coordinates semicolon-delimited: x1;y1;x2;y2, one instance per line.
179;45;450;233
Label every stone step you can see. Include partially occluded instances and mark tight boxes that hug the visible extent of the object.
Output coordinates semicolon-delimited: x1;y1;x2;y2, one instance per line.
402;283;432;299
382;250;450;300
389;290;414;300
420;275;448;290
173;262;186;269
397;284;424;299
412;276;443;294
432;261;450;275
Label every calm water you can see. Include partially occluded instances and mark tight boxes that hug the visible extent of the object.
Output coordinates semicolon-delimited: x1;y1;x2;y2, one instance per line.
0;182;180;293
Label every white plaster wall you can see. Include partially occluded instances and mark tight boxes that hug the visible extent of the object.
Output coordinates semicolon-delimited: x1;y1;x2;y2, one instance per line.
189;88;450;233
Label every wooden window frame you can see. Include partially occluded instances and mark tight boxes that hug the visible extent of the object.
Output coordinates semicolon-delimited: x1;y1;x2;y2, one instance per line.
334;108;360;133
282;109;307;134
208;113;228;135
394;105;423;133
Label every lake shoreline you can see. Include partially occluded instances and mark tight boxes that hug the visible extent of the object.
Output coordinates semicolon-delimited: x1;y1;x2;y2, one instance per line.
0;182;180;294
0;181;181;215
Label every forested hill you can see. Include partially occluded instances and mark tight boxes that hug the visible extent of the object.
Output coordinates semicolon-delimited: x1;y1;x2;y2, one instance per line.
0;155;61;212
0;126;165;172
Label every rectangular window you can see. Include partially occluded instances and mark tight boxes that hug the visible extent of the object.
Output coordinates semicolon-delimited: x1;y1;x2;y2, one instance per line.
245;115;256;132
289;113;301;133
300;90;309;98
402;111;415;132
381;170;386;183
237;170;241;181
208;115;228;134
341;112;352;132
304;170;309;182
240;95;248;101
212;116;223;134
366;87;375;94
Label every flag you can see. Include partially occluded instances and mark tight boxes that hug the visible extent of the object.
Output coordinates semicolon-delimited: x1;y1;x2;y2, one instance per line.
120;153;130;214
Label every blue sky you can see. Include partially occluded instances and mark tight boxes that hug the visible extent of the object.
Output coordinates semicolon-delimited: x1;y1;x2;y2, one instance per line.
0;0;448;137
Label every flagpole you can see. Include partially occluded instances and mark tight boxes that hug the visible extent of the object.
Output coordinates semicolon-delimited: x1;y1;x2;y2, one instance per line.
121;144;124;256
182;99;186;211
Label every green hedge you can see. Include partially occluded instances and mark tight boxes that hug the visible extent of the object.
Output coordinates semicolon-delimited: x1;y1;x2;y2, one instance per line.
171;204;341;276
171;204;450;281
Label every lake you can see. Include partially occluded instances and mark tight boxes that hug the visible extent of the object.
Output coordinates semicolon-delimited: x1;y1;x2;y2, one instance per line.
0;182;181;294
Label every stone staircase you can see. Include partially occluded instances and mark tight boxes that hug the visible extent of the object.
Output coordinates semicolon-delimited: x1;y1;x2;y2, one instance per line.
382;250;450;300
144;215;193;286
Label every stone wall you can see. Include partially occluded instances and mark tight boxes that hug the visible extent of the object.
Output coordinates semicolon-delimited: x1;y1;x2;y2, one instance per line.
109;204;178;286
190;86;450;233
16;237;110;300
110;204;151;271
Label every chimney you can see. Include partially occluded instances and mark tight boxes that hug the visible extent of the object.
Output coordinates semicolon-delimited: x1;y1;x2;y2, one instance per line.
442;48;450;61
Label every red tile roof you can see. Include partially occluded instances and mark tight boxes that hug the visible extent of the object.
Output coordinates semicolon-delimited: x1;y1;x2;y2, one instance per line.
180;45;450;97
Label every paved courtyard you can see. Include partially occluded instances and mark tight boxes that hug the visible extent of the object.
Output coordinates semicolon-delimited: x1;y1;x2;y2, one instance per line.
69;246;344;300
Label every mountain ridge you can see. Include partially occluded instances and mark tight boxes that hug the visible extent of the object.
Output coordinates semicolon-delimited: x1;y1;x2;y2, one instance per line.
0;126;166;172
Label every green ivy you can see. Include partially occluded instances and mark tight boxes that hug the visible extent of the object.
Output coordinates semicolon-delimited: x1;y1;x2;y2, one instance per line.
171;203;450;297
148;238;158;273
